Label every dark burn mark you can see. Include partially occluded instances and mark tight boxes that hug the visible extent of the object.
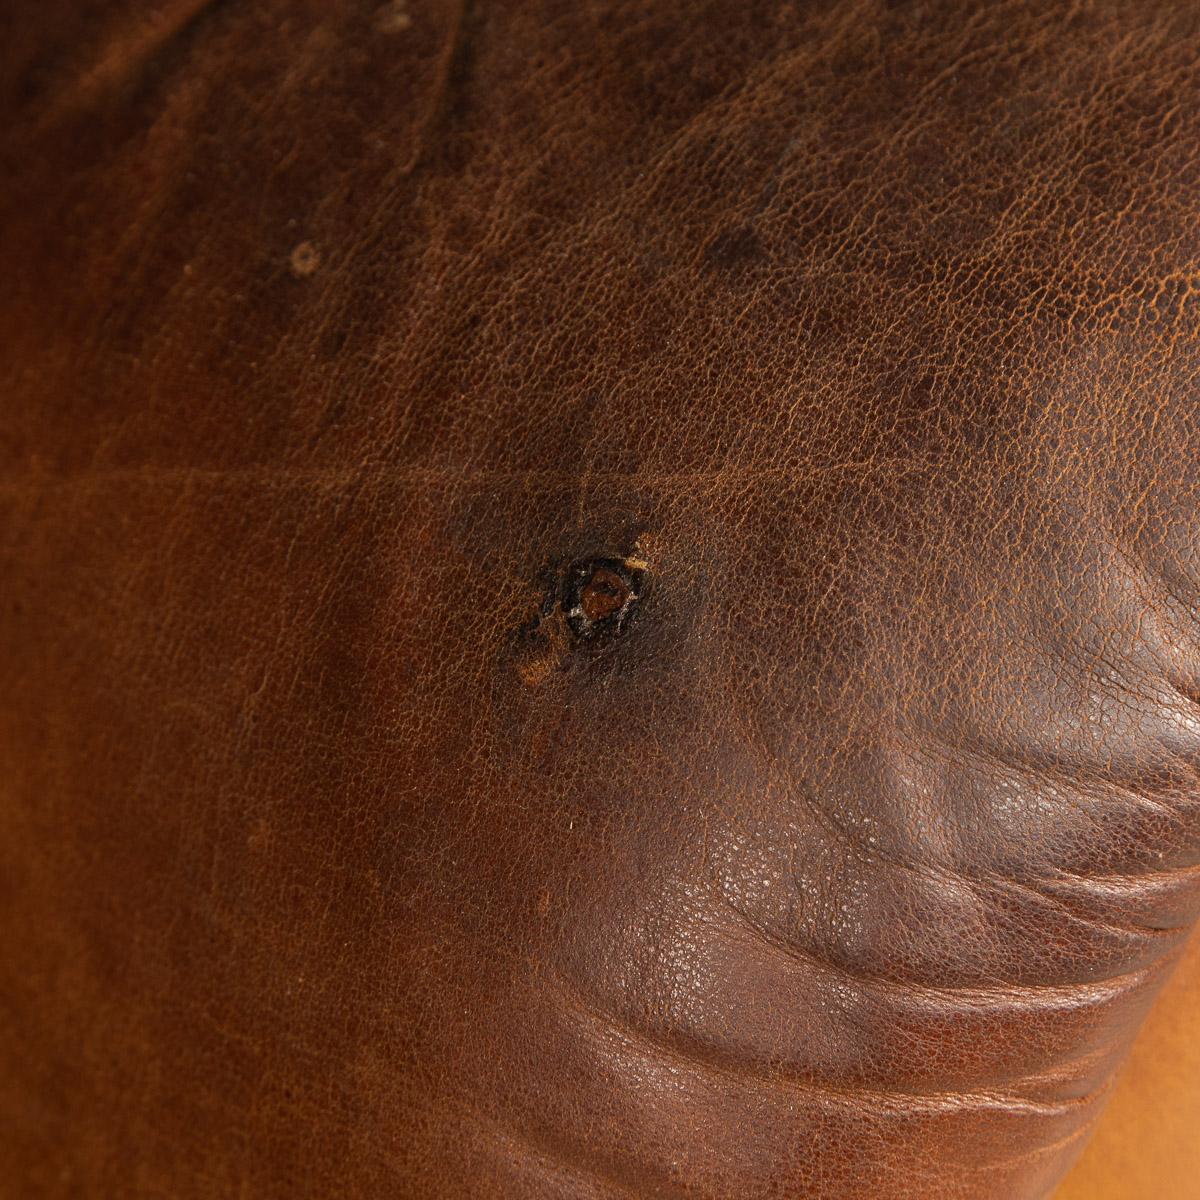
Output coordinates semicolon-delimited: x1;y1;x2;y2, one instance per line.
520;556;643;645
579;567;627;623
563;557;643;639
512;555;645;688
516;568;561;641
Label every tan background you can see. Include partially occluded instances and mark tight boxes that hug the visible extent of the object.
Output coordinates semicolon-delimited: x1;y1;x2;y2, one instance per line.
1057;930;1200;1199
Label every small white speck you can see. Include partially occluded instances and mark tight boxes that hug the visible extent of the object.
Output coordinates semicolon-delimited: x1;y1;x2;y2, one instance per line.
374;2;412;33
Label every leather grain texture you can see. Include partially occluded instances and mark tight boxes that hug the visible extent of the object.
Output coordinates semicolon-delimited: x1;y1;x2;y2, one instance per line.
2;2;1199;1197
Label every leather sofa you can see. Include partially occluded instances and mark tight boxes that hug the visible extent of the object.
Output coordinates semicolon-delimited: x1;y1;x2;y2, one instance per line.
2;3;1198;1196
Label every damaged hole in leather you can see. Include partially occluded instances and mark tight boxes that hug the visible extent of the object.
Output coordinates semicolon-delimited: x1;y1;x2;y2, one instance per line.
512;554;647;688
562;557;643;640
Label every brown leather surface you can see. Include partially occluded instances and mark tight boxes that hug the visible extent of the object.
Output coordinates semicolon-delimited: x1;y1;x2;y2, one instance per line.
2;3;1199;1197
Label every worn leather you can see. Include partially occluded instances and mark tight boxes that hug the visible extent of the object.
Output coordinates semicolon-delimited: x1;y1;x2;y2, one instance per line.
2;2;1199;1197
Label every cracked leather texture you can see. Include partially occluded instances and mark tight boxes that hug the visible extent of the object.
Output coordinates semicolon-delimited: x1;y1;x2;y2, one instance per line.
2;2;1199;1198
